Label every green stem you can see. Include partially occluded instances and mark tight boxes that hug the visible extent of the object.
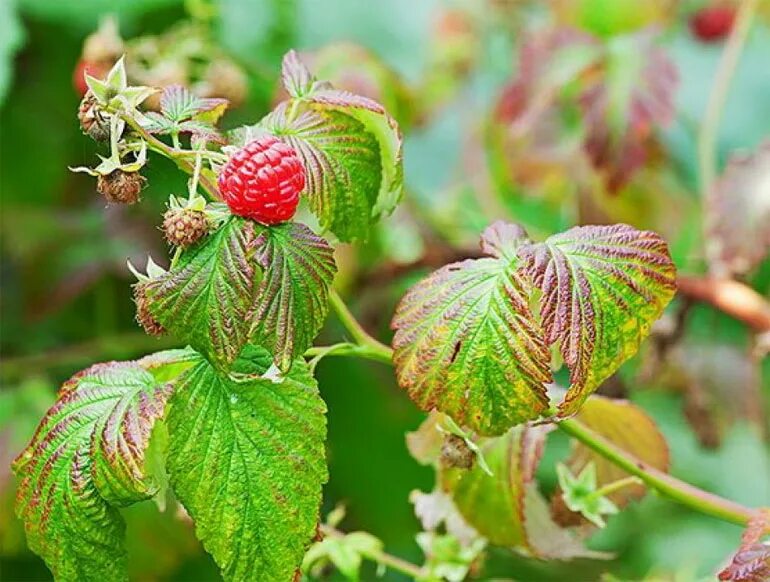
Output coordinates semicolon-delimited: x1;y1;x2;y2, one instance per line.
119;114;222;200
319;294;767;533
319;525;425;580
305;342;393;366
588;476;641;501
328;290;392;358
557;417;763;530
698;0;758;201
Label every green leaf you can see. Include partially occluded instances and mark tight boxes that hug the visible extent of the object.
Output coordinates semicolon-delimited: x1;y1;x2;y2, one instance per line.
391;222;552;435
519;223;676;417
160;84;228;123
166;348;327;581
144;217;259;371
249;222;337;371
11;352;189;580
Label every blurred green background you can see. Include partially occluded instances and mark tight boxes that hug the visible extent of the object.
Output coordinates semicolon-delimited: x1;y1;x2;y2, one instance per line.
1;0;769;580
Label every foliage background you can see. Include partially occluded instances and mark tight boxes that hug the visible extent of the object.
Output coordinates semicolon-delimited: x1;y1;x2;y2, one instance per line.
0;0;768;580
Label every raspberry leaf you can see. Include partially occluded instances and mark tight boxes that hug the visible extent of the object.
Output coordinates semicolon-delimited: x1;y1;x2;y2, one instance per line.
11;350;194;580
249;222;337;372
259;103;382;242
143;217;259;372
247;50;404;242
166;347;327;582
391;223;552;435
566;395;669;507
519;224;676;417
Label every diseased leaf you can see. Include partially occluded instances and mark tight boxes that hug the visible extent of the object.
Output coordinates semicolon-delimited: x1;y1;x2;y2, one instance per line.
567;395;669;507
519;223;676;416
707;141;770;276
144;217;259;371
249;222;337;371
392;223;552;435
521;484;611;560
451;424;605;559
166;348;327;581
11;351;192;581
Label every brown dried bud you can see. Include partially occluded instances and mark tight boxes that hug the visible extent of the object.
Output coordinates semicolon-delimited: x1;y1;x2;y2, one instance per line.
439;433;474;470
133;283;165;336
97;170;146;204
162;207;210;248
77;92;111;142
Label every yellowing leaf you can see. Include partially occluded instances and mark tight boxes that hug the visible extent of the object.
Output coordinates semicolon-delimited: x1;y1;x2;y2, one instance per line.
392;223;552;435
519;223;676;416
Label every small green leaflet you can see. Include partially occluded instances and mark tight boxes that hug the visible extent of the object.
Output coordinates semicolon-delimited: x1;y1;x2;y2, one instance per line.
141;84;226;143
143;216;336;372
144;217;259;371
166;347;328;582
12;351;194;581
519;223;676;417
239;50;403;242
391;222;552;435
249;222;337;371
392;221;675;433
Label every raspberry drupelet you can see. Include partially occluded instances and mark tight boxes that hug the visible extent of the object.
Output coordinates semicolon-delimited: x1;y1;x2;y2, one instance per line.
217;135;306;225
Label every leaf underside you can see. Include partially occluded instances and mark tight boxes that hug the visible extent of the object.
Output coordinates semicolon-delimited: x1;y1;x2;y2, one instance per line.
520;223;676;417
12;356;181;581
166;347;327;582
249;222;337;371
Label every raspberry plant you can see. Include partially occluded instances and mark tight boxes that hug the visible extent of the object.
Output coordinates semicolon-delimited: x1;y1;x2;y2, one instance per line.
12;48;769;582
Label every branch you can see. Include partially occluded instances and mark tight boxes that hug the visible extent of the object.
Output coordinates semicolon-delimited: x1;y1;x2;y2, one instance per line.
319;292;770;532
120;114;223;200
318;525;426;580
677;275;770;332
557;416;767;532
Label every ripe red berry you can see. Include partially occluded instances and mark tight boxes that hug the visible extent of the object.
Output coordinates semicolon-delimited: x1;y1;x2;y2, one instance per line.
690;5;736;42
218;135;306;225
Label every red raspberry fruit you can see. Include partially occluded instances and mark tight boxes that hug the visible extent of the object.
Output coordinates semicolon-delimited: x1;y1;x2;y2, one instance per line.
690;5;736;42
218;136;306;225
